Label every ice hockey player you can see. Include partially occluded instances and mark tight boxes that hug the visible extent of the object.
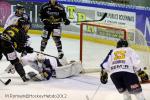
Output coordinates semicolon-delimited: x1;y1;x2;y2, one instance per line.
100;39;149;100
39;0;70;59
4;4;31;29
0;17;33;82
4;4;31;57
5;53;82;81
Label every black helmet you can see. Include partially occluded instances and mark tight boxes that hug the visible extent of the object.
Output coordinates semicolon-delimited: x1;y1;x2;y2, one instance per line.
117;38;128;48
16;4;24;10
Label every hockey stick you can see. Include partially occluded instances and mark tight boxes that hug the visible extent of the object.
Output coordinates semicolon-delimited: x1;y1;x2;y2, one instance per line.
72;13;107;23
0;79;11;85
49;13;107;24
33;50;58;58
140;80;150;84
86;83;101;100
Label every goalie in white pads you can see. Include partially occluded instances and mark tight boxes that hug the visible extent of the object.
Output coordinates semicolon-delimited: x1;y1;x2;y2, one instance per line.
5;53;82;81
100;39;149;100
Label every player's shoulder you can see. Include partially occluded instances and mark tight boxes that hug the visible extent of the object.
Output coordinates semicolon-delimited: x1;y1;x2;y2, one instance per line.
3;25;18;37
5;25;17;31
8;13;15;17
22;13;29;19
115;47;134;52
41;2;49;9
56;3;65;10
126;47;135;52
7;13;17;19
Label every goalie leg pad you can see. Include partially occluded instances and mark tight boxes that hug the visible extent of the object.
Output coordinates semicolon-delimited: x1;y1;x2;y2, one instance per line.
122;90;132;100
134;92;146;100
55;61;82;79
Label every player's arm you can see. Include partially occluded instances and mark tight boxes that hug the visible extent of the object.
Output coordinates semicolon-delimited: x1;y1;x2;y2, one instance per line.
39;4;45;21
58;4;70;25
39;3;48;24
100;49;113;84
130;48;149;82
43;59;55;71
100;49;113;70
4;14;19;29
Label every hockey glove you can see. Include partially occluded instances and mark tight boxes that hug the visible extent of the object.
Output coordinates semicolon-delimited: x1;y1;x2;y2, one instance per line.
138;70;149;82
25;46;33;53
42;19;50;25
40;69;52;80
64;19;70;25
100;69;108;84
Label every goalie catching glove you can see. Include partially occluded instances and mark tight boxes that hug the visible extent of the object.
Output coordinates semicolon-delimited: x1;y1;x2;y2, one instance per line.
137;70;149;82
100;69;108;84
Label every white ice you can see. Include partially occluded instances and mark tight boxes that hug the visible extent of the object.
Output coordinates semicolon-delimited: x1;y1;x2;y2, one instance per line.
0;35;150;100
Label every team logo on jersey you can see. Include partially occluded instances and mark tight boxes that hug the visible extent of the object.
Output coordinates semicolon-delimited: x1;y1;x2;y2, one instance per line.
114;50;126;60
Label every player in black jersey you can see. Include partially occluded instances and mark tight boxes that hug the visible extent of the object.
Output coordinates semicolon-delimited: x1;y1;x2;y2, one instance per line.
39;0;70;59
0;17;33;82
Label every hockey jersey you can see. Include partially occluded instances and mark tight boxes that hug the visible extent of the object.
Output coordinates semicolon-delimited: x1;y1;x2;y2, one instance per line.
4;13;20;29
4;13;30;29
101;47;141;75
39;2;67;25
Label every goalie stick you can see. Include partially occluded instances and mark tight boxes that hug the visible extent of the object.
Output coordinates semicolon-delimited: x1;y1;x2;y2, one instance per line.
33;51;57;58
140;80;150;84
0;79;11;85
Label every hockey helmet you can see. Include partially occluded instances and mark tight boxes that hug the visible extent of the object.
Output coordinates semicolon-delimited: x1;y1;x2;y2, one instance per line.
16;4;25;16
36;53;45;63
16;4;24;10
116;38;128;48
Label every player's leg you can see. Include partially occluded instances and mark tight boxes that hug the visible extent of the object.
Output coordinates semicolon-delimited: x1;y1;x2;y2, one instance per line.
2;41;29;82
40;28;51;52
122;90;132;100
52;36;64;58
134;92;145;100
110;72;128;99
52;26;64;59
123;72;145;100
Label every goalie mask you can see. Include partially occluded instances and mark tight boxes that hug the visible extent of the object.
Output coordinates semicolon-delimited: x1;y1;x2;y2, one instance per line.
36;53;45;63
117;38;128;48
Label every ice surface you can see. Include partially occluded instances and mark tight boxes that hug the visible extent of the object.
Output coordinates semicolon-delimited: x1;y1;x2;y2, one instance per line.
0;35;149;100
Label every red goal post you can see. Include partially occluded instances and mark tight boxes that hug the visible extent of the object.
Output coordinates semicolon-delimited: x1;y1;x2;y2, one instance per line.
79;22;127;72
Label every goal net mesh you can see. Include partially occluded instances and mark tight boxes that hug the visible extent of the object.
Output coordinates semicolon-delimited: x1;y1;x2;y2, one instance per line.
80;22;127;73
80;22;150;74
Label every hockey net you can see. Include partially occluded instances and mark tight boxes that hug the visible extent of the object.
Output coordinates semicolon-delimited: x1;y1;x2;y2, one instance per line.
79;22;150;74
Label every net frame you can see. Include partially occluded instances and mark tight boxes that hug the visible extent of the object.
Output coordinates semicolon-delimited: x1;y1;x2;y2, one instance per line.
79;22;127;72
